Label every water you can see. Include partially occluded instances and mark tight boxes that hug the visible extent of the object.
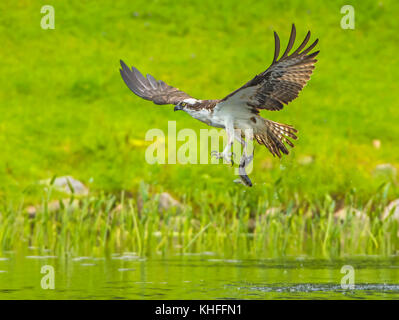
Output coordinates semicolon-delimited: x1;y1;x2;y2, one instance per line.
0;252;399;299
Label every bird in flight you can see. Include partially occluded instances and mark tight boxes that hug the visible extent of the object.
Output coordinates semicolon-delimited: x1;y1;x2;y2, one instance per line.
120;24;319;187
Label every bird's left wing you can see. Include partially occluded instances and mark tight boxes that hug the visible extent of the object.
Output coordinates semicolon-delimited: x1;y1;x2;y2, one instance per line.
219;24;319;112
120;60;193;105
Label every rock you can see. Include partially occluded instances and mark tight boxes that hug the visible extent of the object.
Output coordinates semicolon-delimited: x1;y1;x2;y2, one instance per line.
26;199;80;218
334;207;369;223
40;176;89;196
372;139;381;149
383;199;399;220
373;164;397;179
157;192;182;212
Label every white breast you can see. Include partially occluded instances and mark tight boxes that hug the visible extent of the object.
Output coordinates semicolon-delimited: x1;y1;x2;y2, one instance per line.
186;108;225;128
213;100;259;131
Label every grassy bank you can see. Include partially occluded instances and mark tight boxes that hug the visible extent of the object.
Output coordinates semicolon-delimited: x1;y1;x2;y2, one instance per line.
1;182;398;258
1;0;399;202
0;1;399;256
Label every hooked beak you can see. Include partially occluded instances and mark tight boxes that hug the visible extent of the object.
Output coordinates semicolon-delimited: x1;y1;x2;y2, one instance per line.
174;105;182;112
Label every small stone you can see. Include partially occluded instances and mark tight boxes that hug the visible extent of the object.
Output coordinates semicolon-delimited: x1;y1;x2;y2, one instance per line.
334;207;369;223
157;192;182;212
40;176;89;196
48;199;80;213
26;199;79;218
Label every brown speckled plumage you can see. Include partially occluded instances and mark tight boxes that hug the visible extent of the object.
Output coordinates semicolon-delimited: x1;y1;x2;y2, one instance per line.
220;24;319;112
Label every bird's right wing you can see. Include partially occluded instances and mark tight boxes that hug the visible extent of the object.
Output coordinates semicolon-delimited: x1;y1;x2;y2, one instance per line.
219;24;319;112
120;60;193;105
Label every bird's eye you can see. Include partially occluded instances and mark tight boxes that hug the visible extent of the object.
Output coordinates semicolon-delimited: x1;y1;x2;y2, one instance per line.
181;102;187;107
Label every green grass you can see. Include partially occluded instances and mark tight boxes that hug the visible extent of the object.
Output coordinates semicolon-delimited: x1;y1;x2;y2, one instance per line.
0;0;398;256
0;182;398;258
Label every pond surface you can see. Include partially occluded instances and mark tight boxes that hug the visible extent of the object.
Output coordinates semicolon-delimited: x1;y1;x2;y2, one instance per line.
0;252;399;299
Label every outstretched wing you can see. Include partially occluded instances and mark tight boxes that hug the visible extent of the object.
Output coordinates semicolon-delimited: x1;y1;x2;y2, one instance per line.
120;60;193;105
220;24;319;111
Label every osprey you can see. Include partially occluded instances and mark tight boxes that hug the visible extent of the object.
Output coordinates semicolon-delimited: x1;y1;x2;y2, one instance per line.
120;24;319;186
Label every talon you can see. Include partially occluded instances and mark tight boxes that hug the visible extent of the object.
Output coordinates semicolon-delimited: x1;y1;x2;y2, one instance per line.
211;150;235;164
233;179;243;185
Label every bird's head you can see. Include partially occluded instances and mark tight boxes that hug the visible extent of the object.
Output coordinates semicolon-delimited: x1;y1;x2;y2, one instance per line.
174;99;200;112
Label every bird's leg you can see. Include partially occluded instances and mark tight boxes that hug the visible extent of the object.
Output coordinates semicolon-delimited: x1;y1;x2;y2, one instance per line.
211;118;235;165
233;130;247;156
210;141;235;165
233;130;254;187
233;130;254;166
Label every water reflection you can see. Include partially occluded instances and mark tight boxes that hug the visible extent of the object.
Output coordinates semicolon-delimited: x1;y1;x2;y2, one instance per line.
0;252;398;299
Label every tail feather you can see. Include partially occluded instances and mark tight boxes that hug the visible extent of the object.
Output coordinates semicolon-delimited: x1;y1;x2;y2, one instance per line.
254;118;298;158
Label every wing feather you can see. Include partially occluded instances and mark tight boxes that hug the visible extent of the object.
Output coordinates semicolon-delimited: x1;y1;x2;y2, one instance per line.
220;24;319;111
273;32;280;64
280;24;296;59
291;31;310;56
120;60;193;105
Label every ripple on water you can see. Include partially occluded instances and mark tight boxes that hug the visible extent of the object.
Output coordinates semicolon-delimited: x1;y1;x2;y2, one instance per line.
111;255;146;261
25;255;57;259
242;283;399;293
224;259;242;263
93;257;105;261
207;259;242;264
72;257;92;262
